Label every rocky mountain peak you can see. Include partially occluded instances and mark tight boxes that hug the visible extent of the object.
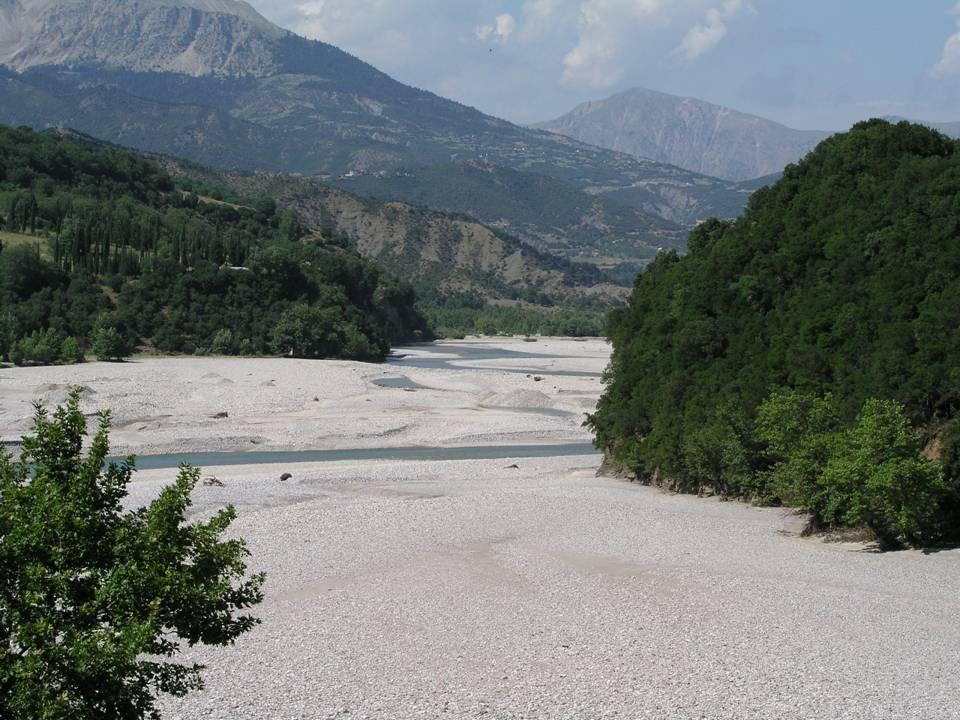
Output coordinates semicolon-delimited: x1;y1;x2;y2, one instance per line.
535;87;830;182
0;0;286;77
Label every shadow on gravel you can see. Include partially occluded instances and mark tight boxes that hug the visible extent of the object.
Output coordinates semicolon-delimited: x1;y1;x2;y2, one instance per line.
921;543;960;555
850;541;960;555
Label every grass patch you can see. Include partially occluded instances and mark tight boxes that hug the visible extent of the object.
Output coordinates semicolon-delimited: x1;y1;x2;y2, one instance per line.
0;231;51;260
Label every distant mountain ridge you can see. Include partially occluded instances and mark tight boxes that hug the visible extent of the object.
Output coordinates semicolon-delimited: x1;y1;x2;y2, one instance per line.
883;116;960;139
534;88;831;182
0;0;754;271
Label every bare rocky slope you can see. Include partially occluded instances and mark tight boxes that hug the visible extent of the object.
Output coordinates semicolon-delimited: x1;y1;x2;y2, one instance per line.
0;0;283;76
535;87;830;182
0;0;753;272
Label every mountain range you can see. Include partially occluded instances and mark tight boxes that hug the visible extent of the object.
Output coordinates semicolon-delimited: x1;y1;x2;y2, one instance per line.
0;0;756;273
534;88;831;182
883;116;960;139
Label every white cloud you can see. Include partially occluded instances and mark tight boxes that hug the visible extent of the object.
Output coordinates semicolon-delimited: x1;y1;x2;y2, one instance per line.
247;0;762;122
292;0;396;44
254;1;750;92
932;2;960;77
518;0;567;41
680;0;747;60
561;0;662;86
475;13;517;46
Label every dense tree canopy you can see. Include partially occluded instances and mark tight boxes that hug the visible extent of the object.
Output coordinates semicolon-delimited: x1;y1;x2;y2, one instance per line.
0;125;430;363
589;120;960;545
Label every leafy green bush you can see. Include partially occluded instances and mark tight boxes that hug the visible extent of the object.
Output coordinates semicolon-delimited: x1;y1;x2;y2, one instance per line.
818;400;948;547
682;402;756;496
10;327;61;366
756;391;840;507
210;328;237;356
757;393;948;545
0;390;264;718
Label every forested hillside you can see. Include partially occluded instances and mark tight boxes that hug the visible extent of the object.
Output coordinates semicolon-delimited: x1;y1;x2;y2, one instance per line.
0;125;429;364
143;151;620;337
590;121;960;546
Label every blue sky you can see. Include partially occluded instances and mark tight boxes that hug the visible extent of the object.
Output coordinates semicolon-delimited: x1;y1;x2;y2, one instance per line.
248;1;960;130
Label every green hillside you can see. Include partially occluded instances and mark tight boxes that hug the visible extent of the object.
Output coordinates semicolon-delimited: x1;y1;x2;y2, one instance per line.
590;120;960;546
0;125;430;364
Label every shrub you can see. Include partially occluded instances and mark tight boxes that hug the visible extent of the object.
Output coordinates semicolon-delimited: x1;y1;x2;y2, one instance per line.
757;393;949;547
818;400;948;547
10;328;62;366
210;328;236;356
756;391;840;507
92;327;128;362
60;336;84;364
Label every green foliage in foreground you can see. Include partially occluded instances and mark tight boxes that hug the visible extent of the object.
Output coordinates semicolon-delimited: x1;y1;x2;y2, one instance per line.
0;125;430;364
0;390;265;718
589;120;960;546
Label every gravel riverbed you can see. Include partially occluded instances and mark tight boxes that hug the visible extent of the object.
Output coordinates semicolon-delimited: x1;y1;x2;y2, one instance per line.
132;456;960;720
2;338;958;719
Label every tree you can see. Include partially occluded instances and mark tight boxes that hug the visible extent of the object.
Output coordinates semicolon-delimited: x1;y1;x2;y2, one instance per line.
60;336;85;364
209;328;236;356
92;326;128;362
0;123;429;363
0;390;264;719
590;121;960;544
10;328;62;366
271;303;339;358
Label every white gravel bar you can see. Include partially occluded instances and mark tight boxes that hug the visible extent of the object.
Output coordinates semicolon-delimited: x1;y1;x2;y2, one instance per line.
1;338;958;719
0;337;608;456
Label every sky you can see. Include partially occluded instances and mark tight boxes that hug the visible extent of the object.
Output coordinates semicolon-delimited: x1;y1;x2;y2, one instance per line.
247;0;960;131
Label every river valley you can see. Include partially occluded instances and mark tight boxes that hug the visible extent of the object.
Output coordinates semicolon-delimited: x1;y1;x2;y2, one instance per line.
1;338;959;719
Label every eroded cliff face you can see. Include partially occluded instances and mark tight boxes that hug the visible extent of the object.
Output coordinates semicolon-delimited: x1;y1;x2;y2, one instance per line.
0;0;284;76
